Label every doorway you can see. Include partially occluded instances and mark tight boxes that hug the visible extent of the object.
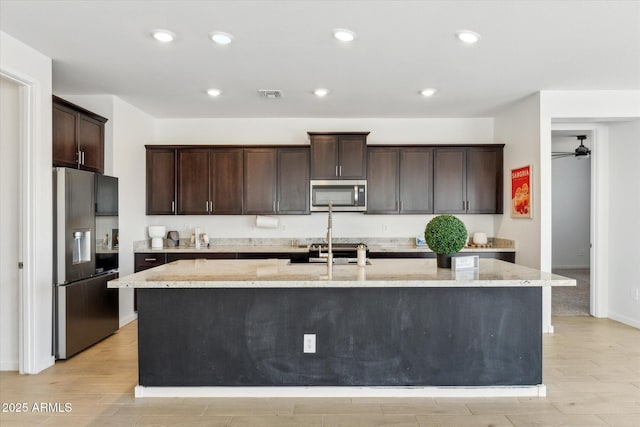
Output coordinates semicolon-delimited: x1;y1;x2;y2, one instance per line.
0;75;21;370
551;130;592;316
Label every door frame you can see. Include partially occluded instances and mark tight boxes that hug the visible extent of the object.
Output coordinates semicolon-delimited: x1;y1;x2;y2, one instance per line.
0;67;38;373
551;123;608;318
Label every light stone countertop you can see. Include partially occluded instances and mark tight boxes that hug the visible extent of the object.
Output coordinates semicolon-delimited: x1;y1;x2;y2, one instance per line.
109;258;574;289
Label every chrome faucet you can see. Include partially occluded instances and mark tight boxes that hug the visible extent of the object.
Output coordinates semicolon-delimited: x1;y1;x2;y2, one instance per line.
327;202;333;278
319;202;333;278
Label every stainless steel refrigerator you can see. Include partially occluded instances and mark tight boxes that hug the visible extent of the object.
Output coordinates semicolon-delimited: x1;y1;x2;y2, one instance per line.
53;167;119;359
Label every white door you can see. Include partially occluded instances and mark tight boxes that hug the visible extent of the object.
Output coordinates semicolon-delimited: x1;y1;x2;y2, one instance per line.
0;76;21;370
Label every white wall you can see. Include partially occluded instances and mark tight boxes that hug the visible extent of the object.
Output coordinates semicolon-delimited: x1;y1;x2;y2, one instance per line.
493;94;542;269
607;120;640;328
147;118;497;243
551;135;591;269
0;31;53;373
0;76;20;370
112;96;155;326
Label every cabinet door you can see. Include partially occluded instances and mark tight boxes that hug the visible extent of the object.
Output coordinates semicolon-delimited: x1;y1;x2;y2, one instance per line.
244;149;277;214
467;147;503;214
434;148;466;214
367;148;399;213
146;149;176;215
96;174;118;216
177;149;210;215
278;148;310;214
78;114;104;173
400;147;433;214
211;148;243;214
310;135;339;179
52;104;78;168
339;135;367;179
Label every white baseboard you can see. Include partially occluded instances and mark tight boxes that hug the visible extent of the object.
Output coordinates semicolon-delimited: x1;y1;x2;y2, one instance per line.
552;265;590;270
0;360;19;371
119;312;138;328
608;312;640;329
135;385;546;399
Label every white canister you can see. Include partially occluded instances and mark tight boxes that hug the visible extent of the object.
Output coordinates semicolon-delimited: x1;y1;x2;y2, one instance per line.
473;232;488;245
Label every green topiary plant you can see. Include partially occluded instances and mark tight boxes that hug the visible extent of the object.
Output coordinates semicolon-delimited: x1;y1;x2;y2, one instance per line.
424;215;468;268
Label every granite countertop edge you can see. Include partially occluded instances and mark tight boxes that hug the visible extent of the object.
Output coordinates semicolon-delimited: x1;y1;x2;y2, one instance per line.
110;258;574;289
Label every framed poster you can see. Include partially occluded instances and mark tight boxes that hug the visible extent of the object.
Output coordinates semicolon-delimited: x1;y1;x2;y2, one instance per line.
511;165;532;218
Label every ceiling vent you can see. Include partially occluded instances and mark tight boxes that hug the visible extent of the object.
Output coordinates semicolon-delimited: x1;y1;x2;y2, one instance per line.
258;89;282;99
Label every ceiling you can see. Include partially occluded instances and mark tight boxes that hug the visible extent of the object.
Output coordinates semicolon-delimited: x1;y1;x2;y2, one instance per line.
1;0;639;118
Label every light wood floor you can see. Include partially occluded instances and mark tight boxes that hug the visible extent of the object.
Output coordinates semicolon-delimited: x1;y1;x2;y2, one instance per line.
1;317;639;426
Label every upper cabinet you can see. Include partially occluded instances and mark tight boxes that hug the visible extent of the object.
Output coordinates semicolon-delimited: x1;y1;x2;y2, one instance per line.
95;174;119;216
53;95;107;174
146;148;176;215
244;147;310;215
367;147;433;214
309;132;368;179
177;148;244;215
433;146;503;214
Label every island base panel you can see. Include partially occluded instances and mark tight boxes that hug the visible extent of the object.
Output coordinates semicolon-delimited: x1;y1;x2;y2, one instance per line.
137;287;541;387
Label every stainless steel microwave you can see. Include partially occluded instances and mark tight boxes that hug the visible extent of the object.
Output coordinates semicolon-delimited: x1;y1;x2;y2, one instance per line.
310;180;367;211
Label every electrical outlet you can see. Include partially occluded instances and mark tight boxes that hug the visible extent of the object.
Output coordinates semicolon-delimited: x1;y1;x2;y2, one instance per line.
303;334;316;353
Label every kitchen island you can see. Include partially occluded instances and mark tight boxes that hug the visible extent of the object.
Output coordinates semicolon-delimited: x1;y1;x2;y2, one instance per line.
109;258;574;398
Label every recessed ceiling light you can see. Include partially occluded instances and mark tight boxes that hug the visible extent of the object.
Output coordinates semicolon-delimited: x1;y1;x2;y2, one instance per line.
210;32;234;45
456;30;480;44
333;29;356;42
207;88;222;97
420;88;438;97
152;29;175;43
314;88;329;97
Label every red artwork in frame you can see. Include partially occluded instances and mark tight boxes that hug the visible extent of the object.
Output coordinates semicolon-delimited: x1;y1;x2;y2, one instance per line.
511;165;532;218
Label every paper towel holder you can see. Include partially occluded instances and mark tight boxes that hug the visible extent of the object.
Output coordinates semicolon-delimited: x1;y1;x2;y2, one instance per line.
255;215;279;229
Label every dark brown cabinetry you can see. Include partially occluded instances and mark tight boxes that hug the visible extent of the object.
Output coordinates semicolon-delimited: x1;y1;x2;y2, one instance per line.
146;148;176;215
309;132;368;179
244;147;310;214
134;253;167;272
177;148;244;215
434;146;503;214
53;95;107;174
367;147;433;214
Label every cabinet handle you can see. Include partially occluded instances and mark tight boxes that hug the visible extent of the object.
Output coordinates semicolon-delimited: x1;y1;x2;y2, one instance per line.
463;200;466;210
171;201;175;213
395;200;399;210
277;200;280;212
77;150;82;165
144;258;157;262
210;200;214;213
399;200;403;211
273;201;276;212
339;165;342;176
206;201;209;212
81;151;85;165
466;200;470;211
335;165;338;177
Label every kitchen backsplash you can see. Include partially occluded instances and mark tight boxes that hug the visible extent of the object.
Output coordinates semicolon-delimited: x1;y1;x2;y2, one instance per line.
143;213;499;242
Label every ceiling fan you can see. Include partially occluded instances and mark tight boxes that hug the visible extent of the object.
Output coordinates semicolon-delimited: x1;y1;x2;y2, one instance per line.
552;135;591;159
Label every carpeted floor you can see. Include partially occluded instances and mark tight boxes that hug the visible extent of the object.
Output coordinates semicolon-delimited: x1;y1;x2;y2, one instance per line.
552;268;590;316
